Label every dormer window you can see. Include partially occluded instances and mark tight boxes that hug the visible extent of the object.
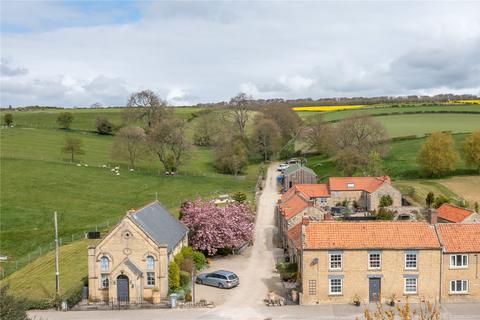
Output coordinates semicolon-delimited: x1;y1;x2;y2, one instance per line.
100;256;109;271
347;183;355;189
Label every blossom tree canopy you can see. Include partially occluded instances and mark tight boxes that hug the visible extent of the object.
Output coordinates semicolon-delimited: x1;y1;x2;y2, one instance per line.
180;198;255;255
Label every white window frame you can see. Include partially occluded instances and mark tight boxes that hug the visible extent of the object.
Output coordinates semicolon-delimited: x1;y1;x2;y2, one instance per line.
101;274;109;289
147;272;155;286
329;277;343;295
450;254;468;269
329;253;343;270
450;280;468;294
405;253;418;270
100;256;109;271
146;256;155;270
368;253;381;270
404;277;417;294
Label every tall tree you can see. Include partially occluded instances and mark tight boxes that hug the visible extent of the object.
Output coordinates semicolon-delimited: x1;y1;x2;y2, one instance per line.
417;132;460;177
426;192;435;208
62;136;85;162
213;131;248;175
228;93;251;137
3;113;13;127
57;112;73;129
462;131;480;172
95;116;114;135
302;115;333;155
147;115;189;172
124;90;168;128
261;104;302;143
251;117;281;161
193;113;221;147
112;127;147;169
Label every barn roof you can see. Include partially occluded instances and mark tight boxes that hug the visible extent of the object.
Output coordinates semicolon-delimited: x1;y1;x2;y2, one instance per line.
129;201;188;253
283;164;316;176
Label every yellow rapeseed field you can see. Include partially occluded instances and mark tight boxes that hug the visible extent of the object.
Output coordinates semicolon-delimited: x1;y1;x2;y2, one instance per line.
292;105;365;111
449;100;480;105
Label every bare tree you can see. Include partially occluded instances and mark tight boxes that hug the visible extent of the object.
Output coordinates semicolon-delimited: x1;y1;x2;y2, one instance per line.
112;127;147;169
302;115;333;155
147;115;189;173
62;136;85;162
123;90;169;128
251;117;281;161
227;93;251;137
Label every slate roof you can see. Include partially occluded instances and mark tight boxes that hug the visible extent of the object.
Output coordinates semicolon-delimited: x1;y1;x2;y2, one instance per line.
124;258;143;276
283;164;317;177
436;224;480;253
303;221;441;250
130;201;188;253
437;203;475;223
328;176;391;193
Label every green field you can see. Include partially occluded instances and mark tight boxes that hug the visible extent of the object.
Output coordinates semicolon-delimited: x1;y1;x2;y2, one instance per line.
296;104;480;121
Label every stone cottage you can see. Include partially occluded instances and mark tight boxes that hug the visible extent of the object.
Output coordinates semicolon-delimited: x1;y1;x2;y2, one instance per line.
87;201;188;304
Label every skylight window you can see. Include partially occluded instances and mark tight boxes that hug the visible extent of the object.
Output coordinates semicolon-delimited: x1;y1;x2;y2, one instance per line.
347;183;355;188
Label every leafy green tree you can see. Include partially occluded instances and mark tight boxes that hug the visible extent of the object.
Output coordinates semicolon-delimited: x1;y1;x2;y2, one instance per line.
57;112;74;129
426;192;435;208
366;150;384;176
95;116;114;135
62;136;85;162
251;117;281;161
434;195;450;209
3;113;13;127
376;208;394;220
168;261;180;291
417;132;459;177
214;135;248;175
475;202;479;213
0;285;29;320
462;131;480;172
379;195;393;207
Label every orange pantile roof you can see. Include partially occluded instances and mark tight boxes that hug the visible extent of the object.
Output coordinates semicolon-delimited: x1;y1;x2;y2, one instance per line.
304;221;441;250
436;224;480;253
287;223;302;250
437;203;474;223
294;184;330;198
328;176;391;193
281;186;298;202
279;194;309;219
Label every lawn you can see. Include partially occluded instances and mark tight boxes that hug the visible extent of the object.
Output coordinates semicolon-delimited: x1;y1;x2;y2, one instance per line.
393;179;463;207
437;176;480;207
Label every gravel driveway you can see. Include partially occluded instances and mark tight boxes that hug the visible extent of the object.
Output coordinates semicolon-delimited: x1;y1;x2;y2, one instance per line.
195;163;284;308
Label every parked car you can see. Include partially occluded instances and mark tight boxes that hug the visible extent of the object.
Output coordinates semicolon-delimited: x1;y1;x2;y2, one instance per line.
195;270;239;289
277;163;289;172
213;194;235;206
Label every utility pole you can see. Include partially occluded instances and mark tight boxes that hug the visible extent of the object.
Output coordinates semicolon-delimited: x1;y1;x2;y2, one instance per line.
54;211;60;296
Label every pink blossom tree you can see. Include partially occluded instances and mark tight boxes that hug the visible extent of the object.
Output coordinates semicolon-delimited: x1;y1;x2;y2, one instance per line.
180;198;255;255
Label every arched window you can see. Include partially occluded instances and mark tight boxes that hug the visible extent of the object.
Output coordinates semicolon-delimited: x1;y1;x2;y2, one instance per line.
100;256;109;271
146;256;155;270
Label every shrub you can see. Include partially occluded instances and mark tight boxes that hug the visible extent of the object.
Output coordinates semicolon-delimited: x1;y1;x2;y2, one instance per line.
174;246;207;271
95;116;115;135
3;113;13;126
232;192;247;204
185;292;192;302
0;285;29;319
180;271;191;289
168;261;180;291
57;112;73;129
192;251;207;270
379;195;393;207
276;262;298;281
376;208;395;220
434;195;450;209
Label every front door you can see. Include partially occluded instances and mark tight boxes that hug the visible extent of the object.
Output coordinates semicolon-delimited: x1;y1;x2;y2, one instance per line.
369;278;381;302
117;275;129;303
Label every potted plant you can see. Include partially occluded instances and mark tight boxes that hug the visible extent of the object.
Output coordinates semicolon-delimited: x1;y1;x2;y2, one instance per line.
388;294;396;307
352;294;361;307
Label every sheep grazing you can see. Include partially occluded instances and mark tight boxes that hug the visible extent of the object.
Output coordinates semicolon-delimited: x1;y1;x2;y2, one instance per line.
115;166;120;170
111;168;116;172
129;168;134;172
102;164;107;168
76;163;82;167
116;172;120;176
84;164;88;167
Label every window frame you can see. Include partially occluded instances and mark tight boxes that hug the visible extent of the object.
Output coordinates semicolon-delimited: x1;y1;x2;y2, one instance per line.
405;252;418;270
146;272;155;286
449;254;468;269
101;274;109;289
146;255;155;270
404;277;417;294
100;256;109;271
450;280;468;294
329;253;343;270
308;280;316;296
368;252;382;270
329;277;343;295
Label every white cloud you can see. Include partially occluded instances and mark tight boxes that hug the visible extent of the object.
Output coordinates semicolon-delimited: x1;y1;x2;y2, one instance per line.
1;1;480;107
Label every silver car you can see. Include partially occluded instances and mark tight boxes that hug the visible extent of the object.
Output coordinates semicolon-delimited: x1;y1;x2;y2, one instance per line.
195;270;239;289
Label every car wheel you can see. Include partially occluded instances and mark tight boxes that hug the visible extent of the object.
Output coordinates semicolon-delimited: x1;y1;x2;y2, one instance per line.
218;283;224;289
197;279;203;285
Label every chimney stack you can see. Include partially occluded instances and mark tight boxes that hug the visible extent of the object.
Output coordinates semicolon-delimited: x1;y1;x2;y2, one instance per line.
324;212;333;221
302;215;310;226
428;208;438;225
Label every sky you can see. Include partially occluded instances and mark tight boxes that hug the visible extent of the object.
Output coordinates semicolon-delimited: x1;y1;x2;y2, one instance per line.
1;1;480;107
